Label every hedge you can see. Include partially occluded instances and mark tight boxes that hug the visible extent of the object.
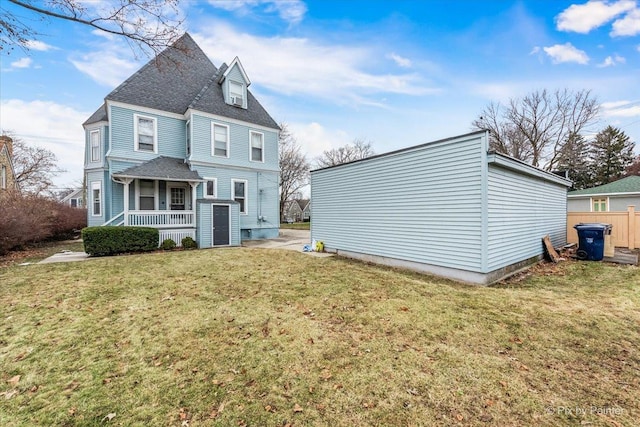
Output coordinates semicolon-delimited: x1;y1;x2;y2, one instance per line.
82;226;159;256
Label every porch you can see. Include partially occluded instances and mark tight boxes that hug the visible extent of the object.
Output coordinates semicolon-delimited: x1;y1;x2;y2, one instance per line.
109;156;204;246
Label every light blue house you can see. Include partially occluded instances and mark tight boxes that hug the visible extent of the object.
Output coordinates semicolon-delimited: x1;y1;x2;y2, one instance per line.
311;131;572;284
83;33;280;247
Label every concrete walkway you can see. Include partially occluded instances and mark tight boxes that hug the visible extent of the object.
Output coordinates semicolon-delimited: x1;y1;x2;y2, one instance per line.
38;229;330;264
38;250;89;264
242;229;332;257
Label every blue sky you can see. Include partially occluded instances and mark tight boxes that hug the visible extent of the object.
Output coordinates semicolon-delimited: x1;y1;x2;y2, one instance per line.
1;0;639;190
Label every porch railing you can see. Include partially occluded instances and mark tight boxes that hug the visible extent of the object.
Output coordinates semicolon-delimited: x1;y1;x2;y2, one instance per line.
102;211;124;226
127;210;195;228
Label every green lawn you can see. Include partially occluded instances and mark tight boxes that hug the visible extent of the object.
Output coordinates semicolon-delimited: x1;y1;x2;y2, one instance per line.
280;222;310;230
0;249;638;426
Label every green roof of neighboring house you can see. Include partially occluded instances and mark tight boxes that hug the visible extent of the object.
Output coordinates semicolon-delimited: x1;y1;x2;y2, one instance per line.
568;175;640;197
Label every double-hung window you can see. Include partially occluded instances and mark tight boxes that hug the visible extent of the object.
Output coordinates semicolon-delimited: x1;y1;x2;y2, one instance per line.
91;182;102;216
135;114;156;152
212;123;229;157
1;165;6;189
90;130;100;162
592;198;607;212
250;131;264;162
232;179;247;214
229;81;244;107
139;180;155;210
204;178;217;199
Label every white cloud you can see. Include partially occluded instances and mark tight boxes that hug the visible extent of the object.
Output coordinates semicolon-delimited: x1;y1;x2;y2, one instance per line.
597;54;626;67
208;0;307;25
193;23;435;105
388;52;412;68
0;99;90;188
556;0;636;33
530;46;541;55
543;43;589;64
288;121;351;160
602;100;640;117
10;57;32;69
611;8;640;36
24;40;56;51
69;49;139;87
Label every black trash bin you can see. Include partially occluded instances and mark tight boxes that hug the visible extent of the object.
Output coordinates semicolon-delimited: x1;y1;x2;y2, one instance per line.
573;223;612;261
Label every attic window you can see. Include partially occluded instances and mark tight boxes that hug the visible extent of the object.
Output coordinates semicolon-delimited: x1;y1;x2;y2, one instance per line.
229;81;244;107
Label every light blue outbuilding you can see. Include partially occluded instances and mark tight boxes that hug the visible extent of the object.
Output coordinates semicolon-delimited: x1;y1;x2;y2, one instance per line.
310;131;571;284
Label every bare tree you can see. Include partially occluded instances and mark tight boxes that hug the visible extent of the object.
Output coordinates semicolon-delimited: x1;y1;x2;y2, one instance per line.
279;123;310;221
472;89;599;170
2;131;63;196
315;139;375;168
2;0;184;57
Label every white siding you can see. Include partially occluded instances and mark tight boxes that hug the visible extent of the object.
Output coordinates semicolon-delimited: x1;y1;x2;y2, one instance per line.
311;133;485;272
486;165;568;271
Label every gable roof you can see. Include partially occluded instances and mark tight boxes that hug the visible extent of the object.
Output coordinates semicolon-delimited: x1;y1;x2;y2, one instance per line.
90;33;279;130
222;57;251;86
106;33;216;115
84;103;107;126
568;175;640;197
113;156;203;182
295;199;310;211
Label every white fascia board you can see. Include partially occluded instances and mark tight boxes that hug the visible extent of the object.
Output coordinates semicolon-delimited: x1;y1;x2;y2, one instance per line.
487;153;572;187
222;57;251;86
107;100;185;120
568;191;640;198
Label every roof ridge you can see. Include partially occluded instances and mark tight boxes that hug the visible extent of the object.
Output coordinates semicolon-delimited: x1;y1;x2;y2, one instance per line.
106;32;216;99
189;67;224;110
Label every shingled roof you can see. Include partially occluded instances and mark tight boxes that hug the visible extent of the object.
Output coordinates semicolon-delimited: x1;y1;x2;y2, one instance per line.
85;33;279;130
113;157;203;181
84;103;107;126
568;175;640;196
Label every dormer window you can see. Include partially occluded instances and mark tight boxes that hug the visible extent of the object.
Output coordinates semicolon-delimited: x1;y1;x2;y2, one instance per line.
229;81;244;108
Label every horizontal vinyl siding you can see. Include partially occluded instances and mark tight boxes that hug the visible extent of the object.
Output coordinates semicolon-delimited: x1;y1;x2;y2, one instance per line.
486;165;567;271
197;202;241;247
311;134;484;272
109;105;185;159
610;196;639;212
191;165;279;231
567;198;591;212
190;114;278;171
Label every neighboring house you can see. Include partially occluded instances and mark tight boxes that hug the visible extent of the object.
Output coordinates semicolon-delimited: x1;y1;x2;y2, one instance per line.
567;176;640;212
283;199;310;222
0;135;18;193
83;33;280;247
60;188;84;208
566;175;640;250
311;131;571;285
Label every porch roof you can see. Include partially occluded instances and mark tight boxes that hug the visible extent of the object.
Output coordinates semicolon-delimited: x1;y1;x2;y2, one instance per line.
113;156;203;182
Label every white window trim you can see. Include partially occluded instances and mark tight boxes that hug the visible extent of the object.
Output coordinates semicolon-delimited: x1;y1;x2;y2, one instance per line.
211;122;230;158
166;183;189;211
249;130;265;163
203;177;217;199
91;181;102;217
228;80;246;108
134;113;158;153
135;179;159;210
1;165;6;189
591;197;609;212
90;129;101;163
232;178;248;215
